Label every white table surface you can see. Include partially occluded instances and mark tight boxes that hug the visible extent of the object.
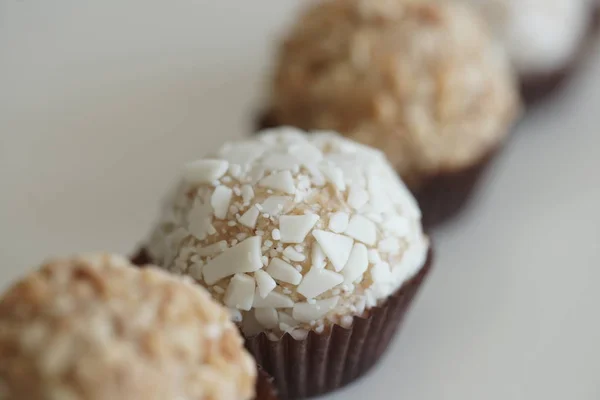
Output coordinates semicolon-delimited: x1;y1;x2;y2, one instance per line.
1;1;599;399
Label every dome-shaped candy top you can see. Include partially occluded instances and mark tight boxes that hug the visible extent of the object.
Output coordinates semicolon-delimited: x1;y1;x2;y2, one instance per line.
266;0;520;187
147;128;429;337
465;0;593;76
0;254;256;400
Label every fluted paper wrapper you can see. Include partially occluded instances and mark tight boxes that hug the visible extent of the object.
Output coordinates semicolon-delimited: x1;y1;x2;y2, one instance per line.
256;367;279;400
415;152;496;229
245;249;433;400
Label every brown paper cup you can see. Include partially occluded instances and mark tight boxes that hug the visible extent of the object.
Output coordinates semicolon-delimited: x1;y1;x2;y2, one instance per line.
414;151;497;229
256;367;280;400
245;249;433;400
131;247;152;267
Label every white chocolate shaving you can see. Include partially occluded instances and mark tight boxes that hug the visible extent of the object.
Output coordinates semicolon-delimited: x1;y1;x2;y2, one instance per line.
342;243;369;284
293;297;340;323
297;268;344;299
328;212;349;233
203;237;263;285
238;207;260;229
312;230;354;272
282;247;306;262
279;214;320;244
254;308;279;329
253;290;295;308
255;270;277;298
344;215;377;245
223;274;255;311
183;159;229;184
210;185;233;220
259;171;296;194
266;258;303;285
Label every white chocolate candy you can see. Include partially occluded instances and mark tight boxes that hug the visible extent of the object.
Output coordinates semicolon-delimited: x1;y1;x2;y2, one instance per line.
279;214;320;243
266;258;303;285
202;236;263;285
255;269;277;298
465;0;593;76
147;128;429;336
267;1;520;187
224;273;256;311
0;254;257;400
184;159;229;184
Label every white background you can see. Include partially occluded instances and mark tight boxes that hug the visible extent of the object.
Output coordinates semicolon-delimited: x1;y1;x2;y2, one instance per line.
1;1;599;399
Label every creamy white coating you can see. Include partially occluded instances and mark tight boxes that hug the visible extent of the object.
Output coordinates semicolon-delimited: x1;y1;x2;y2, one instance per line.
147;128;429;336
466;0;593;75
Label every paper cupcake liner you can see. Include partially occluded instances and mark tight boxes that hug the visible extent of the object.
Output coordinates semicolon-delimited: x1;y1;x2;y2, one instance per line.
245;249;433;400
256;367;280;400
414;151;497;229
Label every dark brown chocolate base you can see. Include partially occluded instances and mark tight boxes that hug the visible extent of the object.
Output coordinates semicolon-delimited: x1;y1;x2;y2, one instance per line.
255;109;281;132
521;8;600;105
415;151;497;229
245;248;433;400
131;247;152;267
521;70;571;105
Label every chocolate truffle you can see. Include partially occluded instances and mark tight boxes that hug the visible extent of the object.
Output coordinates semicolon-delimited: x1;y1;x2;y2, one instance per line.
260;0;520;225
146;128;429;337
0;254;257;400
464;0;598;102
142;128;432;398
